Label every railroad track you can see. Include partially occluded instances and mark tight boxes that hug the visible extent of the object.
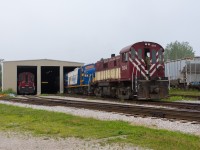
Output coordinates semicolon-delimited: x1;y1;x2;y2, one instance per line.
3;96;200;124
63;94;200;111
131;100;200;111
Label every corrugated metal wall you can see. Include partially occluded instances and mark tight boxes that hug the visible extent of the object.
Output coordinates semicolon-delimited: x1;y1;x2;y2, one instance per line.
165;57;200;84
95;68;121;81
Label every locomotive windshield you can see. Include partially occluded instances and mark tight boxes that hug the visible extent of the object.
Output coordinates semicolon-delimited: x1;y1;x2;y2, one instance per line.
85;64;95;70
25;74;28;83
144;49;150;69
152;50;156;64
122;53;128;62
18;74;23;81
131;48;135;59
138;49;142;59
158;49;163;63
30;75;34;82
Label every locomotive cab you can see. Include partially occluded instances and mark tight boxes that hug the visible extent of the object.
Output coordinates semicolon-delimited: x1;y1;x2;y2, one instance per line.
18;72;35;95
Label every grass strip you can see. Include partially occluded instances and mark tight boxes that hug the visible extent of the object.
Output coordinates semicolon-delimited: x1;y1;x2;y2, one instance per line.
169;88;200;96
162;96;196;102
0;103;199;150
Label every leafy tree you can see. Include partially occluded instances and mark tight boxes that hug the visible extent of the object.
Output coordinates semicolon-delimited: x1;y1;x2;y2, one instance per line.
164;41;195;61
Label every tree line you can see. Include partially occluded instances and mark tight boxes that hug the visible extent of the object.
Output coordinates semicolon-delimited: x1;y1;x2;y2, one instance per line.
164;41;195;61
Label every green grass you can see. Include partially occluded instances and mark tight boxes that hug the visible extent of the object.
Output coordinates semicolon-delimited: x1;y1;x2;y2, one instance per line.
0;88;16;95
0;88;16;100
166;88;200;101
162;96;196;102
169;88;200;96
0;103;200;150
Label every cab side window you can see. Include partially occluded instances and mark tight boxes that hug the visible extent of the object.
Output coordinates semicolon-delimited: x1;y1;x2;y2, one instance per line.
138;49;142;59
131;48;135;59
152;50;156;64
122;53;128;62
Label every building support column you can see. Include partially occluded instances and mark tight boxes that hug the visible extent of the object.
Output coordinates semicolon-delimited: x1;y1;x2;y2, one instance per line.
1;61;4;91
60;66;63;94
37;66;41;95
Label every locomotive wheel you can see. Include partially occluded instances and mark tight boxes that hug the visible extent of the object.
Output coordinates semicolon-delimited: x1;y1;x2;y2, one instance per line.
116;88;130;100
94;87;103;97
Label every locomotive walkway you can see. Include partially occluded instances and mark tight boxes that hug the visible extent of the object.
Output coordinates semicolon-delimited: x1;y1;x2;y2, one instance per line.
3;96;200;124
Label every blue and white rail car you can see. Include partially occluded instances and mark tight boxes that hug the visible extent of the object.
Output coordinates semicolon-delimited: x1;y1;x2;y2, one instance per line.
66;64;96;94
81;64;96;85
64;73;68;89
68;68;80;86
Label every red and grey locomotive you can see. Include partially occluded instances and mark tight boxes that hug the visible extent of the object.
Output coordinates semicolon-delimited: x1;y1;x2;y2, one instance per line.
92;41;168;99
18;72;35;95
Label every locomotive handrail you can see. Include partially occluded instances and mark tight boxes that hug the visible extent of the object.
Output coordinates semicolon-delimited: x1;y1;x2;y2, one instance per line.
88;74;91;93
135;67;138;92
132;67;134;91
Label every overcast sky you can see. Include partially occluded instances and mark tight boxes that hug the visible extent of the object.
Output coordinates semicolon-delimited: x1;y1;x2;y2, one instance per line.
0;0;199;64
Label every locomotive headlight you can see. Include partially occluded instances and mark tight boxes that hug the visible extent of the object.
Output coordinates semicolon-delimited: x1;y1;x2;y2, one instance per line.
148;43;150;46
145;43;147;46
